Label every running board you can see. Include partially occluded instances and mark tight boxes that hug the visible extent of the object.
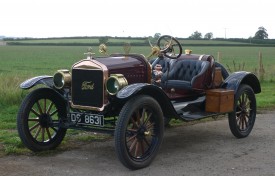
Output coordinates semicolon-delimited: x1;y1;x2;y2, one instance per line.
179;111;223;121
172;96;225;121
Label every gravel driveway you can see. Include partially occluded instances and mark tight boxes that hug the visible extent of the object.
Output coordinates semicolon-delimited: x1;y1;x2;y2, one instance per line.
1;111;275;176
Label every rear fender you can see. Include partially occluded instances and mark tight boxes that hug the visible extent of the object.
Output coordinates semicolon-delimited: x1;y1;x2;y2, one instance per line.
221;71;261;94
116;83;178;119
20;76;53;90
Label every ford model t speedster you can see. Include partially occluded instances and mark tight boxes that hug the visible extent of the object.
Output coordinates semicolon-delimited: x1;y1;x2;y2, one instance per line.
17;35;261;169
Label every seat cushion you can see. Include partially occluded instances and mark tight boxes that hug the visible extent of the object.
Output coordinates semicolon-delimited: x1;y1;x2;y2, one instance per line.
162;80;192;90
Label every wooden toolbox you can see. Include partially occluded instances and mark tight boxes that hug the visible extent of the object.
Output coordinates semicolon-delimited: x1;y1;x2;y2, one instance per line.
205;89;234;113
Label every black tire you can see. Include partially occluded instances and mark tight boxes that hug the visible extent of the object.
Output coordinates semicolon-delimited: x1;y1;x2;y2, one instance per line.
115;95;164;170
17;88;67;152
228;84;256;138
164;116;171;127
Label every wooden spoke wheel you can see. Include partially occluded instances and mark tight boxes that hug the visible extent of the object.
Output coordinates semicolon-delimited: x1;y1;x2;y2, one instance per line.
17;88;67;151
115;95;164;170
228;84;256;138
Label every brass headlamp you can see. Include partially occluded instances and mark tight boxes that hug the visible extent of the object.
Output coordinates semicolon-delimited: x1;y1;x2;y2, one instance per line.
106;74;128;95
53;69;71;89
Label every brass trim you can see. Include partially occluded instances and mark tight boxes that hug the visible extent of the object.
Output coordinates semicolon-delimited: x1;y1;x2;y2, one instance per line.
106;74;128;95
185;49;192;55
53;69;71;89
70;59;109;112
70;101;105;111
99;44;108;55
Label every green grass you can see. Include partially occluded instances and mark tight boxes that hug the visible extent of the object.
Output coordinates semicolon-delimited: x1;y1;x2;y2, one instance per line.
6;38;253;45
0;44;275;156
256;81;275;109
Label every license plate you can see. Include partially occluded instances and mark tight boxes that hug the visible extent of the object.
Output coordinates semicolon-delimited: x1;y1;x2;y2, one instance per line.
69;112;104;127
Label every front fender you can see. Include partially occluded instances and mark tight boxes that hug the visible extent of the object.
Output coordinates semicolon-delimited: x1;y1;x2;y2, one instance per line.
20;76;53;89
222;71;261;94
117;83;178;119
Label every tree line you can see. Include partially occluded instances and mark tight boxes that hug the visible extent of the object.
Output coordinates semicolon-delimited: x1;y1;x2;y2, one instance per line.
188;26;269;40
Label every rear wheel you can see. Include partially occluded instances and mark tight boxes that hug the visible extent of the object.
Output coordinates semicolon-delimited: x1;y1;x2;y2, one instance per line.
115;95;164;170
17;88;67;151
228;84;256;138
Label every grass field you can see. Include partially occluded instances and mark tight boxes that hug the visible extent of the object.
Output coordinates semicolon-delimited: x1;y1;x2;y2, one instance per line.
0;43;275;155
6;38;251;45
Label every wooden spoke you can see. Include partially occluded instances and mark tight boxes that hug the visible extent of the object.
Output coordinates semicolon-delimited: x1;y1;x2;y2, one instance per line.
236;110;242;115
241;94;245;105
49;109;58;116
130;117;139;128
144;112;152;126
140;140;145;155
46;102;54;114
127;128;137;133
136;109;141;126
244;94;248;104
41;128;45;142
34;126;41;139
127;134;138;143
29;122;40;132
129;138;138;153
28;118;39;122
31;108;41;117
243;116;248;128
242;117;246;130
147;122;155;130
51;127;57;132
46;128;52;140
144;137;150;147
134;141;140;157
141;108;146;124
36;101;43;114
43;99;47;113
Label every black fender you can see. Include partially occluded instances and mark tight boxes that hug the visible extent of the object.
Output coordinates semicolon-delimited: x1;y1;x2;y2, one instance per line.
20;76;53;89
221;71;261;94
117;83;178;119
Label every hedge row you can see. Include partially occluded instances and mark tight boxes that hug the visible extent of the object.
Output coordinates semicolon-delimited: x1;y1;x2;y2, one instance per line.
7;41;275;47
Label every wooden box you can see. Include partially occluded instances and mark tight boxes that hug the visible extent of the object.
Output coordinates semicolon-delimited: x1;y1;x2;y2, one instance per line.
206;89;234;113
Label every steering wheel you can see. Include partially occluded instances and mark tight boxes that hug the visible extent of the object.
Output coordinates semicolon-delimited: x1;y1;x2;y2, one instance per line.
157;35;182;59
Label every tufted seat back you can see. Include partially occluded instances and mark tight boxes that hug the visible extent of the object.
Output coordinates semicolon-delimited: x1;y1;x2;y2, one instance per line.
151;57;177;73
161;60;210;90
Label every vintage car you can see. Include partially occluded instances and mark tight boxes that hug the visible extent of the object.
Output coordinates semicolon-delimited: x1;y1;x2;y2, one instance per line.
17;35;261;170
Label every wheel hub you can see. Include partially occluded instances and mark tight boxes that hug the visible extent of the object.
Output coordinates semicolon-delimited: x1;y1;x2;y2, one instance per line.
39;114;52;128
136;125;149;139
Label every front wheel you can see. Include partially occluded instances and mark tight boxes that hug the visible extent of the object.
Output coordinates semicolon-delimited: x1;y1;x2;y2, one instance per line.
228;84;256;138
17;88;67;152
115;95;164;170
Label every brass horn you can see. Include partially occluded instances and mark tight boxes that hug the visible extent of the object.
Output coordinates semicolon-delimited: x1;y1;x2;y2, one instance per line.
99;44;108;55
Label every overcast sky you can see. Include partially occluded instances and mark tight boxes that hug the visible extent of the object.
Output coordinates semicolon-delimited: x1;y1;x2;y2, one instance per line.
1;0;274;39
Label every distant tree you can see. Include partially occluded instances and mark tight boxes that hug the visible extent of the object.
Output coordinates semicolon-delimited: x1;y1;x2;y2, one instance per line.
254;26;268;39
189;31;202;39
148;33;161;45
204;32;213;40
98;36;109;44
154;33;161;39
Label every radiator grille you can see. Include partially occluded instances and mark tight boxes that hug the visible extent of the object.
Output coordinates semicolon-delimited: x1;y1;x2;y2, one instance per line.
72;69;103;108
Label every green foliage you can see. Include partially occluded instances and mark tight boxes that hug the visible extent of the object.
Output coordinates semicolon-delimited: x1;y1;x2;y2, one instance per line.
254;26;268;39
189;31;202;39
154;33;161;40
5;37;275;47
204;32;213;40
98;36;109;44
256;81;275;109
